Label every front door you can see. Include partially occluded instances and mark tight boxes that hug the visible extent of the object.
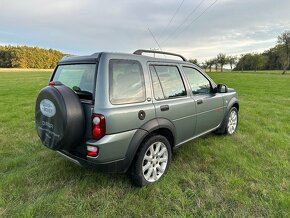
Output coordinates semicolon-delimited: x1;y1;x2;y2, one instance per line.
182;66;224;135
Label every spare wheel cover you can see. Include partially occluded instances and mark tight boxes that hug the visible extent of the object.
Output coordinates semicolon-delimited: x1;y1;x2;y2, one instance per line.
35;85;85;150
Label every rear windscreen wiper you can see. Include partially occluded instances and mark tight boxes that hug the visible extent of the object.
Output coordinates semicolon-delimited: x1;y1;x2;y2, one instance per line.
72;86;93;100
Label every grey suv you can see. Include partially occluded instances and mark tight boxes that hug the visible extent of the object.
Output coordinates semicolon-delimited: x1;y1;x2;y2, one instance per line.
35;50;239;186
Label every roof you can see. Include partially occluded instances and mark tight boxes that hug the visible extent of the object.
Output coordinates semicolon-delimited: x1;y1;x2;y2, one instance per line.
58;50;189;65
58;53;101;64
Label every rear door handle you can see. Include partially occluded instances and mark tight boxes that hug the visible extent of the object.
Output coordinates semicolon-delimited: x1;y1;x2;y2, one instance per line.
197;99;203;104
160;105;169;111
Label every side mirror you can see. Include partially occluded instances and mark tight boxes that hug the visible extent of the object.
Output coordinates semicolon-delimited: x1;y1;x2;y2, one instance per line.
216;84;228;93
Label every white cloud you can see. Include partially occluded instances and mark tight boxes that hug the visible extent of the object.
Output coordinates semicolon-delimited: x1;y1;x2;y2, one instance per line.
0;0;290;61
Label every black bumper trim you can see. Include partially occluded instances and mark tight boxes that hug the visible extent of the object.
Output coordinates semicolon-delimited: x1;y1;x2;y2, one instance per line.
57;150;128;173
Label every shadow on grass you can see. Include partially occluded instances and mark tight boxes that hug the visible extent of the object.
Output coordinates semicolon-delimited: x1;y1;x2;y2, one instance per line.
29;132;223;195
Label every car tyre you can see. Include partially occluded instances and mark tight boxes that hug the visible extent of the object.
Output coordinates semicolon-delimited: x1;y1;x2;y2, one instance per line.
225;107;238;135
130;135;172;187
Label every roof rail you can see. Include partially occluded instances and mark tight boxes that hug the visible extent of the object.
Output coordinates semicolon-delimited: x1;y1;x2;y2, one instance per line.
133;49;187;62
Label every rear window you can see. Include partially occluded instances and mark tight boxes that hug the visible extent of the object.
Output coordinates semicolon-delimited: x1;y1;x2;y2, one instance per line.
53;64;96;99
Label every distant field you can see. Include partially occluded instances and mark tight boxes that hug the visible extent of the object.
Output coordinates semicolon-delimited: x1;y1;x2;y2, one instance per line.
0;68;53;72
0;70;289;217
206;69;286;74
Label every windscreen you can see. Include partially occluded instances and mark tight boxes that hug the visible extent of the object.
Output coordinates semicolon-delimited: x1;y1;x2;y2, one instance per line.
53;64;96;100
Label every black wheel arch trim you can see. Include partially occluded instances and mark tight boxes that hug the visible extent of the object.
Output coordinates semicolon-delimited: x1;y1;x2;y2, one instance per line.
122;118;176;172
216;97;239;134
227;97;239;112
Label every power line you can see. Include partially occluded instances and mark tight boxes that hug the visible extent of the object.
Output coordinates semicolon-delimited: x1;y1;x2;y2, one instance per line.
181;0;218;36
161;0;207;44
164;0;218;45
158;0;186;41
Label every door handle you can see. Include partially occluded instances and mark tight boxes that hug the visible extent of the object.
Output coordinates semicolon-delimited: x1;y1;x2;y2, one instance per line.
160;105;169;111
197;99;203;104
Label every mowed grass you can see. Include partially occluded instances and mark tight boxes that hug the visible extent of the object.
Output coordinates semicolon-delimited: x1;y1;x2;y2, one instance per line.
0;70;289;217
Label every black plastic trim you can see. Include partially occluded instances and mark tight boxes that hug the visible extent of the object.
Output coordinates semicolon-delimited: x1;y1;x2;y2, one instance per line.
216;97;239;134
121;118;176;172
58;150;128;173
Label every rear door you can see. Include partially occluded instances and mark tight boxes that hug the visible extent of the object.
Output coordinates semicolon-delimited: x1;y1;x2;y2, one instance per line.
149;63;196;145
182;66;224;135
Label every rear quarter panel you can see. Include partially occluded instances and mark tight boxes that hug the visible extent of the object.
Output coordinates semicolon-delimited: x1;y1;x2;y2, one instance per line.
94;53;155;134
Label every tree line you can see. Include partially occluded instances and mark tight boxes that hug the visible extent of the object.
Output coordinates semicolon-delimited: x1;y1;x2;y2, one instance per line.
190;54;238;72
0;45;66;69
1;31;289;73
190;31;290;74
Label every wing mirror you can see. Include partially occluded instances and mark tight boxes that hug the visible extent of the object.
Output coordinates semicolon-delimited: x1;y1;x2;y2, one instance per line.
215;84;228;93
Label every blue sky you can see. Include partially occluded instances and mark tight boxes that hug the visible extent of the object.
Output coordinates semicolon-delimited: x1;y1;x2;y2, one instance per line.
0;0;290;61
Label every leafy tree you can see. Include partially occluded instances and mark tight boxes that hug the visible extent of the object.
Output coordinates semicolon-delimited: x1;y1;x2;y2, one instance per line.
263;46;282;70
235;53;272;71
239;55;244;72
228;56;237;71
216;53;228;72
251;54;267;72
277;31;290;74
200;62;208;70
233;31;290;72
189;58;199;66
213;58;219;72
205;59;215;72
0;45;66;69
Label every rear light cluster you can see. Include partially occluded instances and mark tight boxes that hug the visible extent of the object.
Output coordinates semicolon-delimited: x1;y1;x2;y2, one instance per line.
92;113;106;140
87;145;99;157
87;114;105;157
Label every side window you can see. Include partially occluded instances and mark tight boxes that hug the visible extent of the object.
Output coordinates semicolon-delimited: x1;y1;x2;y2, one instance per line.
109;60;145;104
150;65;186;100
183;67;212;94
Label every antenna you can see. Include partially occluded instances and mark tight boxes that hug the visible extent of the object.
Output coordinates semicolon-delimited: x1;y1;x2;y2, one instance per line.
147;27;163;52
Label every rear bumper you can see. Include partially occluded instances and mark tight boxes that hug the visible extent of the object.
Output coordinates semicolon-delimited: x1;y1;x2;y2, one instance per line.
49;128;146;173
86;129;137;162
57;150;129;173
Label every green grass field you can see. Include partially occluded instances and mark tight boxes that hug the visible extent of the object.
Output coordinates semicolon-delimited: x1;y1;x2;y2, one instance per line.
0;70;289;217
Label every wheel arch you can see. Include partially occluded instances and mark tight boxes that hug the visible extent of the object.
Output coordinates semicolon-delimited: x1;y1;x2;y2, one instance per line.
123;118;176;172
232;101;239;111
215;97;239;134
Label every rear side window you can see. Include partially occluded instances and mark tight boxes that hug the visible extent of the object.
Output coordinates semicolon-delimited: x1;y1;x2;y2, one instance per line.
150;65;186;100
53;64;96;99
109;60;145;104
183;67;211;94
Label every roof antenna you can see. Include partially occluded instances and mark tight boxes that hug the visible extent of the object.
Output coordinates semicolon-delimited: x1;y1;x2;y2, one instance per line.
147;27;163;52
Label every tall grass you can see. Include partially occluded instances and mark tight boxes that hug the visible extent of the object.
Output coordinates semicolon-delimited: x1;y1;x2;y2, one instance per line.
0;71;289;217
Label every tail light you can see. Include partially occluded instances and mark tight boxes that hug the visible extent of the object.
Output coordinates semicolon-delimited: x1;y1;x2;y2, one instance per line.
92;113;106;140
